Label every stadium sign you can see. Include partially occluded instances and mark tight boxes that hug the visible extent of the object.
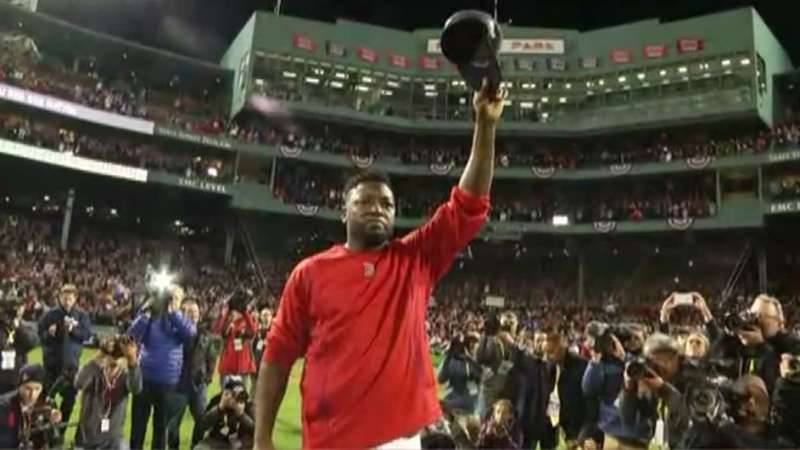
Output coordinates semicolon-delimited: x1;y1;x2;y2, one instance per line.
0;82;155;135
0;139;148;182
154;126;233;150
427;38;565;55
769;201;800;215
177;178;229;194
768;150;800;164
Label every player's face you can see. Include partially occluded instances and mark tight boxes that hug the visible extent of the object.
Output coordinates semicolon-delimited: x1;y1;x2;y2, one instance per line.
344;182;396;248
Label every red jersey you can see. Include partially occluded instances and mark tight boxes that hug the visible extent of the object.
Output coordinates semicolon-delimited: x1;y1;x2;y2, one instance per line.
264;186;489;449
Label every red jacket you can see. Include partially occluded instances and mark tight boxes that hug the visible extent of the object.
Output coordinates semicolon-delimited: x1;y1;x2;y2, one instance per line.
265;186;489;448
214;310;258;376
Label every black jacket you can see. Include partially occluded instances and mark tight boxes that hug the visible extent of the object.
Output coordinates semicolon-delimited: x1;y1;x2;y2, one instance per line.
196;394;255;446
0;321;39;390
0;391;61;449
709;334;779;394
677;421;795;449
768;331;800;355
179;327;218;391
502;349;553;447
548;351;592;443
771;377;800;447
37;306;92;371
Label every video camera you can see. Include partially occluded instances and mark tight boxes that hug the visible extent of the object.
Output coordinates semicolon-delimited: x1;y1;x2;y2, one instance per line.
585;321;637;356
20;397;62;450
227;288;252;314
98;334;134;359
685;375;747;426
142;267;176;316
722;310;760;334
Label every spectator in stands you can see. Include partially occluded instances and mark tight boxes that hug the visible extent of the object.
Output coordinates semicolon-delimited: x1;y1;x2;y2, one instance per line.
127;285;196;450
167;298;218;450
74;334;142;450
37;283;92;423
0;301;39;394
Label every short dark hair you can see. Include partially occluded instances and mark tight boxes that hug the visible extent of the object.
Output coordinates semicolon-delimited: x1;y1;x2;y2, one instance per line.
343;169;391;197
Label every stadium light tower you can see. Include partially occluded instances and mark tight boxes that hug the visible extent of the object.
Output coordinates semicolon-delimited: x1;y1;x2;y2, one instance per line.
274;0;283;15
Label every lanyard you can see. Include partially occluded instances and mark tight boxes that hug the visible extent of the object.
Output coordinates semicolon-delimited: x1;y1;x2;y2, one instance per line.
102;370;121;418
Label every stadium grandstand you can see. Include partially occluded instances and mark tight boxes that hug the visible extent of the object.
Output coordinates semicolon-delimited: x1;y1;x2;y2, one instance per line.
2;0;800;449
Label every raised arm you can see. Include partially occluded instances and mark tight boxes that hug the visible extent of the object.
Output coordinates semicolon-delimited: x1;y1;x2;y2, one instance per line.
458;81;507;197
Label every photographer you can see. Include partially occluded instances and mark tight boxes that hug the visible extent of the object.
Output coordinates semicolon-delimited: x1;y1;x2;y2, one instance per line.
0;364;63;449
0;300;39;394
213;289;258;390
167;298;218;450
475;311;518;419
750;295;800;356
37;283;92;423
581;327;635;450
437;332;481;415
678;374;794;449
74;335;142;450
194;378;254;450
710;301;780;394
619;333;690;450
127;284;196;450
659;292;717;339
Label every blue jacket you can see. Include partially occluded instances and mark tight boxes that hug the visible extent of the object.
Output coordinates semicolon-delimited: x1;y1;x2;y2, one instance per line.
437;354;480;413
582;356;650;445
128;312;196;386
37;306;92;371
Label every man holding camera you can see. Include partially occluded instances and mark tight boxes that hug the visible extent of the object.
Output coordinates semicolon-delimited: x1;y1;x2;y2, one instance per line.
74;335;142;450
710;295;783;394
771;353;800;447
0;364;63;449
0;301;39;394
37;283;92;423
678;374;794;449
476;311;519;419
581;330;631;450
618;333;690;450
167;298;218;450
127;284;196;450
195;378;255;450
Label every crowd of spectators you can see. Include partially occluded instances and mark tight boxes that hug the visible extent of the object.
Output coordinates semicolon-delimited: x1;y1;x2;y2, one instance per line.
3;30;800;179
273;162;717;223
0;113;232;182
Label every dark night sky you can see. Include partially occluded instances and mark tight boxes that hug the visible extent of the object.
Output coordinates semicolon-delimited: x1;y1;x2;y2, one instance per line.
37;0;800;64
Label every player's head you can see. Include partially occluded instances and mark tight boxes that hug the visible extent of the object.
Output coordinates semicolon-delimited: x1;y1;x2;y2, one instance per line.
342;170;395;249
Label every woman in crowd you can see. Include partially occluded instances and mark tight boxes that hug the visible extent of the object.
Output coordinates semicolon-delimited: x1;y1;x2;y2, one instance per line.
213;290;258;390
74;335;142;450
